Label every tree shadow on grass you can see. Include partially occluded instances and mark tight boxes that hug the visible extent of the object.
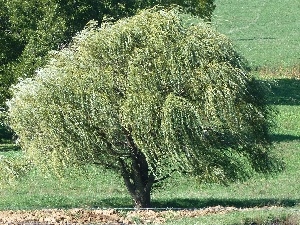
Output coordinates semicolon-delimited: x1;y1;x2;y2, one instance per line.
0;144;20;152
271;134;300;143
91;197;299;209
91;197;133;208
267;79;300;105
152;197;299;209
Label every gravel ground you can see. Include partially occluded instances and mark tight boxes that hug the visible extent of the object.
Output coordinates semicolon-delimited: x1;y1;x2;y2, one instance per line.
0;206;241;224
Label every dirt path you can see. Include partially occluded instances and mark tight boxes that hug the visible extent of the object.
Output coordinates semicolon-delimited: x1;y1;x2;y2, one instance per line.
0;206;242;224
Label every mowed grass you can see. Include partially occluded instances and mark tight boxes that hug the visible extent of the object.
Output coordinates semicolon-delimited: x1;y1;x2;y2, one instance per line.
0;77;299;223
213;0;300;69
1;0;300;224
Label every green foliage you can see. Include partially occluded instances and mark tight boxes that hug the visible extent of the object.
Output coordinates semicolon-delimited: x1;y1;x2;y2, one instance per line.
0;154;32;185
0;0;215;110
0;0;66;110
8;8;277;207
0;1;20;65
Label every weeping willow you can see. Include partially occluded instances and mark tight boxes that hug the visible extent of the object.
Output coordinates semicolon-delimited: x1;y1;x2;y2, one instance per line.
8;7;279;208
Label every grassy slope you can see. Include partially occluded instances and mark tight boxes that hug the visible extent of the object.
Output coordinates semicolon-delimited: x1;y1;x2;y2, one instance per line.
0;0;300;224
213;0;300;68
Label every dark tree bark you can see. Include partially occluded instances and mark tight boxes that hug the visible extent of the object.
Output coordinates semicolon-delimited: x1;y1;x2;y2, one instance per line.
119;129;155;208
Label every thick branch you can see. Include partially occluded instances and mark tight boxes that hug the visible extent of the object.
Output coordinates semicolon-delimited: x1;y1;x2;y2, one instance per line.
153;169;177;184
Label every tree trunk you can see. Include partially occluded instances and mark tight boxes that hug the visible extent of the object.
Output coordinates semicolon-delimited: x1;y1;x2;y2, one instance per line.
131;183;152;209
120;129;155;208
120;150;155;209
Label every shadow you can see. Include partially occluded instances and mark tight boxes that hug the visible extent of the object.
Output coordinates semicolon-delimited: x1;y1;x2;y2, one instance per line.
152;197;299;209
0;124;14;144
271;134;300;143
89;197;299;209
268;79;300;105
91;197;133;208
236;37;276;41
0;144;20;152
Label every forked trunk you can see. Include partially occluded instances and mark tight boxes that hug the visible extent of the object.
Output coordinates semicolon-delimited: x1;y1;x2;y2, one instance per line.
120;153;155;208
120;129;155;208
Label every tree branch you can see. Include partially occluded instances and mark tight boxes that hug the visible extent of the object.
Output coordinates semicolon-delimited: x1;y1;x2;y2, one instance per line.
153;169;177;183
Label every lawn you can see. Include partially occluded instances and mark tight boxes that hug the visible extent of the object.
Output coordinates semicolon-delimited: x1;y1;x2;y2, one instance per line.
213;0;300;69
1;79;299;223
0;0;300;224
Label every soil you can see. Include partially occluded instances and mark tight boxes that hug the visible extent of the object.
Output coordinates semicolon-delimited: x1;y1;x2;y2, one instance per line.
0;206;280;224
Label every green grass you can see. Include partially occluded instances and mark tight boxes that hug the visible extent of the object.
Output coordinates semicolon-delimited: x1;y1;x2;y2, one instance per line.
164;208;300;225
0;143;20;155
0;75;299;224
0;167;130;210
213;0;300;68
0;0;300;224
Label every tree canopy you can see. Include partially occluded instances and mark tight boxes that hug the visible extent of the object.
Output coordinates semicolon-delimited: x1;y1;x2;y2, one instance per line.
8;8;278;208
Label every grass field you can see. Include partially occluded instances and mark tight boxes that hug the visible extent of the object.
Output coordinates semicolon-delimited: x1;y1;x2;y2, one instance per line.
213;0;300;69
0;0;300;224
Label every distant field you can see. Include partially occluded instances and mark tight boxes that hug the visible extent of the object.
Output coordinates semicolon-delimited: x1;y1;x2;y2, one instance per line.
213;0;300;68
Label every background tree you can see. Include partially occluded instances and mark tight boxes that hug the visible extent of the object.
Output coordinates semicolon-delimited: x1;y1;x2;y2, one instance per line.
8;8;278;208
0;0;215;110
0;0;66;111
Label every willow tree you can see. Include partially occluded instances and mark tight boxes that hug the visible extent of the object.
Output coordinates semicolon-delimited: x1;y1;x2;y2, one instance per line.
8;8;277;208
